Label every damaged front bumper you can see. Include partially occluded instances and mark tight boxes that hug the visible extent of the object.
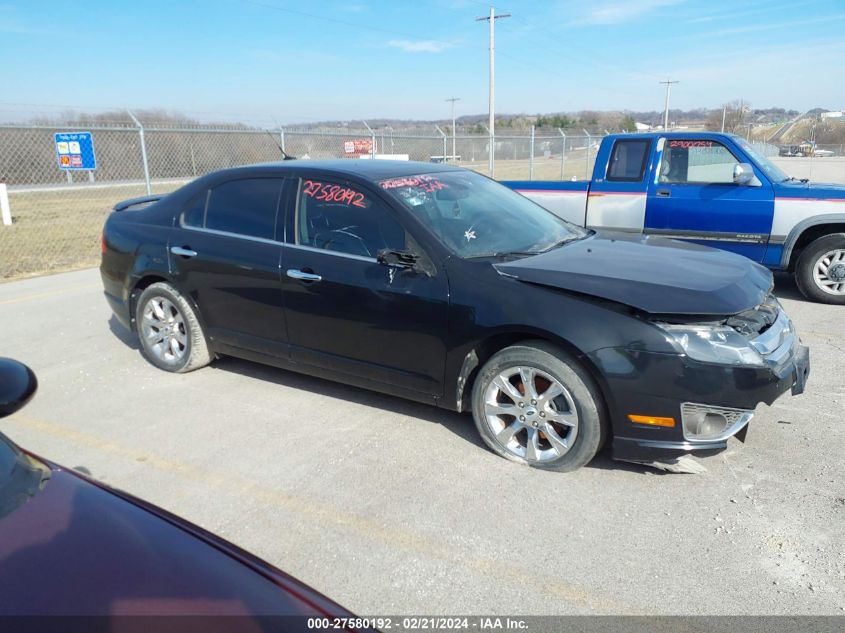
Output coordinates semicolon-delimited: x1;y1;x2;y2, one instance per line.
588;329;810;465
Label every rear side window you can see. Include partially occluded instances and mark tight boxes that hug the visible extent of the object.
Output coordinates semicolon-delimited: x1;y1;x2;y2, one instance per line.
607;139;651;182
202;178;284;239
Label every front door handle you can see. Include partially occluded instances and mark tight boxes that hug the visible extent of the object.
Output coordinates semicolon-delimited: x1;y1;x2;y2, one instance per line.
287;268;322;282
171;246;198;258
656;189;671;198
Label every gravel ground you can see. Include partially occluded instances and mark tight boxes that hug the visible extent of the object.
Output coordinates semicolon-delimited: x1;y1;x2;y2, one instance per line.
0;267;843;615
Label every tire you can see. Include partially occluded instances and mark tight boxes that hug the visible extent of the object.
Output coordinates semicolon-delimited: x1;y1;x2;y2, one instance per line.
795;233;845;305
135;282;211;373
470;341;607;472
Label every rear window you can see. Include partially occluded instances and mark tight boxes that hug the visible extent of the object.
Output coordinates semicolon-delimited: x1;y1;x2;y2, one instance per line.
607;139;651;182
203;178;284;240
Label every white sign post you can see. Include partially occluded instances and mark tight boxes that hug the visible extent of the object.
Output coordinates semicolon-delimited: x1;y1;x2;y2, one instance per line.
0;183;11;226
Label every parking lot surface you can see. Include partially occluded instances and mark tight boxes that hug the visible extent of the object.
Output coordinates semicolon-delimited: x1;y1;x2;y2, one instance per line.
1;267;843;615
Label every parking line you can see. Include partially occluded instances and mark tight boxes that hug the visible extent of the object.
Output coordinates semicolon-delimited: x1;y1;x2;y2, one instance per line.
0;283;100;306
7;412;640;614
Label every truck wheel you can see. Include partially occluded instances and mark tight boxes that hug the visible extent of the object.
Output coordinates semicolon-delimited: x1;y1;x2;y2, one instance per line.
471;341;607;472
795;233;845;305
135;282;212;372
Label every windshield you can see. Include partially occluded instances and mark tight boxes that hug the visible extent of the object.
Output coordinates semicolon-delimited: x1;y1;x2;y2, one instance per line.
734;137;791;183
378;170;586;258
0;432;50;520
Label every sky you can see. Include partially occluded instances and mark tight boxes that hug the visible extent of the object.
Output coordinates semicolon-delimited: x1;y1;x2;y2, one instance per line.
1;0;844;124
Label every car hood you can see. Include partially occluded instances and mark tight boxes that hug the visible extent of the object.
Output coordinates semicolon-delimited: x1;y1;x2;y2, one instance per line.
495;231;772;316
774;181;845;198
0;459;349;616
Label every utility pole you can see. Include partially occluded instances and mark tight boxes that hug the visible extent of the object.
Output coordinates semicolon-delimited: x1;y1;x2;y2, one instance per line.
659;78;679;131
476;7;511;177
721;106;727;133
446;97;460;163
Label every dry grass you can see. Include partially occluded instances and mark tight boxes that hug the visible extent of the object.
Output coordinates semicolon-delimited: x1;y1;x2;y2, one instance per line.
0;183;182;281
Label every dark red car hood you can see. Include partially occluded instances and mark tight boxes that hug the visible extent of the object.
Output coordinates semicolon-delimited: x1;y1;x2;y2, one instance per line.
0;458;350;618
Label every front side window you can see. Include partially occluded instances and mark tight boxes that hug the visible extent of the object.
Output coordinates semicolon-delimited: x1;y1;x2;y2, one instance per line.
378;170;585;259
607;139;651;181
201;178;284;239
296;178;406;258
659;139;739;184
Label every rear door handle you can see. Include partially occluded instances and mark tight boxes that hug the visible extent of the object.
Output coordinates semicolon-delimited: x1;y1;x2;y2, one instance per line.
171;246;198;258
656;189;671;198
287;268;322;282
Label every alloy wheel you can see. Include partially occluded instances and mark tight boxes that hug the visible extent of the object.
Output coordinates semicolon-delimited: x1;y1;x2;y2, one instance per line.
813;249;845;295
141;296;188;365
483;366;579;462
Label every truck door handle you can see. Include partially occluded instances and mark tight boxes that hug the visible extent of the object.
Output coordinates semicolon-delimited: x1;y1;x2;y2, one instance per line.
170;246;198;258
656;189;671;198
287;268;322;283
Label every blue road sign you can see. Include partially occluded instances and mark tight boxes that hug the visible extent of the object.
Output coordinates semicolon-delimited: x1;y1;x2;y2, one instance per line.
55;132;97;170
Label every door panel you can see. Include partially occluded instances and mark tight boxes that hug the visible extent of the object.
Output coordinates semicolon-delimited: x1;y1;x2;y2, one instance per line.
170;230;286;354
282;246;448;394
280;175;449;395
169;177;288;355
645;138;775;261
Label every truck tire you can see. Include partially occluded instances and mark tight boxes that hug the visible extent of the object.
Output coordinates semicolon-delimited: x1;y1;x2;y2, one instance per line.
795;233;845;305
471;341;607;472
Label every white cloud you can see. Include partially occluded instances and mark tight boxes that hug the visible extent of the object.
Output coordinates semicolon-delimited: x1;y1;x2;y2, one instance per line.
386;39;455;53
570;0;683;26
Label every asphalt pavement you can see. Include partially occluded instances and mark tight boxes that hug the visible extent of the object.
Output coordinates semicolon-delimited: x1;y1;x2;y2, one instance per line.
1;267;843;615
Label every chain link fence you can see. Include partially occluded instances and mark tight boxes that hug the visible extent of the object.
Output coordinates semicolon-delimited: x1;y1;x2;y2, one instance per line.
0;121;604;280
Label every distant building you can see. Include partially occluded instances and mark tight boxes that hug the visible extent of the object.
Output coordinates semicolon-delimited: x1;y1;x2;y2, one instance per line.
820;111;843;119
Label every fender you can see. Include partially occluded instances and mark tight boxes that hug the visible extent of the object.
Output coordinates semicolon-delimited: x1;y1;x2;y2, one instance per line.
779;213;845;269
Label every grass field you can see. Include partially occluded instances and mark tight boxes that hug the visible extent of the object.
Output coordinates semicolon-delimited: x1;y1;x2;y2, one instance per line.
2;154;841;282
1;183;182;281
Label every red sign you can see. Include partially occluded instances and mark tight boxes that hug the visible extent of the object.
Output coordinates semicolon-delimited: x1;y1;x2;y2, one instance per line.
343;138;376;156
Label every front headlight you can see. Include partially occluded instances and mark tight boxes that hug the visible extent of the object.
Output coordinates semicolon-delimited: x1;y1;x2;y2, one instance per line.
658;323;765;367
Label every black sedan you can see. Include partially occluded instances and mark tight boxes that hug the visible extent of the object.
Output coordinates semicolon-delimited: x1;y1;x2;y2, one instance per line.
100;160;809;471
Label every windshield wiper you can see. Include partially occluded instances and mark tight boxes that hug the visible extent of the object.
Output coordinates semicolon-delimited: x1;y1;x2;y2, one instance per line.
539;234;584;252
466;250;538;260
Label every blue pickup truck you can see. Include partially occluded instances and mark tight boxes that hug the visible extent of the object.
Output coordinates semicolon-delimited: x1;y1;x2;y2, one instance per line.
504;132;845;304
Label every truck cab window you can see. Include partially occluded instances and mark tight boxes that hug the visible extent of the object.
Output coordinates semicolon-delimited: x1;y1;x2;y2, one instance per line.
659;140;739;184
607;139;651;181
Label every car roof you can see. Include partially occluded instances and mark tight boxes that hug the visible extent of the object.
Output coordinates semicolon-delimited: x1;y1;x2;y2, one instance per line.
245;159;462;180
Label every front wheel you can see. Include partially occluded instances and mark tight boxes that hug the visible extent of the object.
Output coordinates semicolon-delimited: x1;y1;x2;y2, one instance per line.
471;341;607;472
135;282;211;373
795;233;845;305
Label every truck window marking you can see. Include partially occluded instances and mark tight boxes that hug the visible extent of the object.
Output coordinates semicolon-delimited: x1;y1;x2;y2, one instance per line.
669;140;714;148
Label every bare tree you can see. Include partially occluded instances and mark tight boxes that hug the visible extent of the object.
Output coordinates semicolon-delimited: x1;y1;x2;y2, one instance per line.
706;101;749;134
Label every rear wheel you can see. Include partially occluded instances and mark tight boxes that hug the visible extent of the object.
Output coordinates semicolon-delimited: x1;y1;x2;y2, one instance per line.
135;282;211;373
795;233;845;305
471;341;606;472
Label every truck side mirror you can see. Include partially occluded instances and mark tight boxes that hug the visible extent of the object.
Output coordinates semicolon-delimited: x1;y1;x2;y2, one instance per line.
733;163;757;185
0;358;37;419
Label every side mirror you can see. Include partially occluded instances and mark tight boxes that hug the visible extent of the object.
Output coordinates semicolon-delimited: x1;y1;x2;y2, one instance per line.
377;249;419;269
733;163;756;185
0;358;37;419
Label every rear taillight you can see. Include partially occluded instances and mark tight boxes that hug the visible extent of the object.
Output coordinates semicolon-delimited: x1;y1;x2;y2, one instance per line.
100;232;107;255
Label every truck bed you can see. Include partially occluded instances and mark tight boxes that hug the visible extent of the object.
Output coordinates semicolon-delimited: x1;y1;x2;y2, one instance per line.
502;180;589;227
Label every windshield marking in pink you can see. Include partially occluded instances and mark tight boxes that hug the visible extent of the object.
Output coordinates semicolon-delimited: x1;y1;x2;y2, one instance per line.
380;176;448;193
303;180;367;208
